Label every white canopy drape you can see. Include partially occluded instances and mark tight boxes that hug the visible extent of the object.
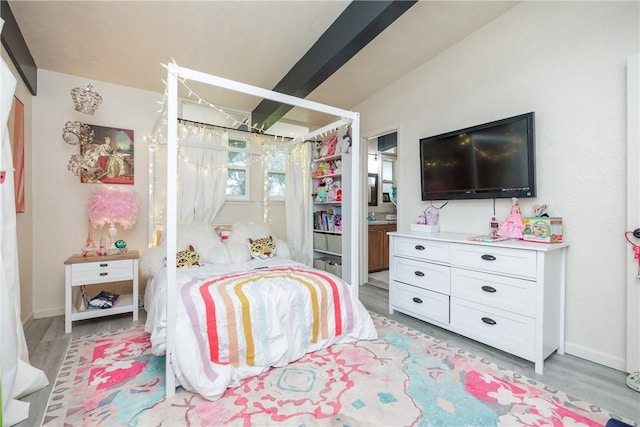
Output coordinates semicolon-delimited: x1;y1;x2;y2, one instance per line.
176;124;228;223
285;142;311;264
0;46;48;426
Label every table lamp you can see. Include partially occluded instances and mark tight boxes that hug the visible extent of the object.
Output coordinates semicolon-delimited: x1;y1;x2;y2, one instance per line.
87;186;137;255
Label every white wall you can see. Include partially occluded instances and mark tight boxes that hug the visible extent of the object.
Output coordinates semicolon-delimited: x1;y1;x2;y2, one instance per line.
32;70;158;317
356;1;639;370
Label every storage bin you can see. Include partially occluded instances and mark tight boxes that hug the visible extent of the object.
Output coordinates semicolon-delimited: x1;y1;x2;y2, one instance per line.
313;233;328;251
313;258;326;271
325;259;342;278
327;234;342;254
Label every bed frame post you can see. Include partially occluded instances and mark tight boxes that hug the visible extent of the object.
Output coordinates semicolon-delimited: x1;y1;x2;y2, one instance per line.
165;62;178;398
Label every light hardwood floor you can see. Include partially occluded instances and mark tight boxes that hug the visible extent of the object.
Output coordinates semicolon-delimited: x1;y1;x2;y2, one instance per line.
17;284;640;426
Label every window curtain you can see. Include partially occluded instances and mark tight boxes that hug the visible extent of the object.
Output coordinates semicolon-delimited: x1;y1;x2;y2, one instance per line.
1;54;48;425
285;142;311;265
176;124;228;224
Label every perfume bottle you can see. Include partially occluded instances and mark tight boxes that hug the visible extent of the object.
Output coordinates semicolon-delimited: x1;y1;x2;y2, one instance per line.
98;236;107;256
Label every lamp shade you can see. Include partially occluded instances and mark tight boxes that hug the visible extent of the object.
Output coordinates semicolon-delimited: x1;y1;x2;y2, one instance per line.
88;187;137;229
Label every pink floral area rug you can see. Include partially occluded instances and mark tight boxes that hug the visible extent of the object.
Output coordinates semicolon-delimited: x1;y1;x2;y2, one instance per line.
42;313;633;427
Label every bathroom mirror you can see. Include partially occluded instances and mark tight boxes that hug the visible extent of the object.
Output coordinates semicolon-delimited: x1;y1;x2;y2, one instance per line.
368;173;378;206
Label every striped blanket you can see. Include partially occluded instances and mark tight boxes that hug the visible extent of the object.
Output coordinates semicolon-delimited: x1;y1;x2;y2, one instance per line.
147;260;377;400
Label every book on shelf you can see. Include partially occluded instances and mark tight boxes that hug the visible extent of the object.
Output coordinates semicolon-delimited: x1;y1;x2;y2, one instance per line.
314;207;342;232
88;290;120;309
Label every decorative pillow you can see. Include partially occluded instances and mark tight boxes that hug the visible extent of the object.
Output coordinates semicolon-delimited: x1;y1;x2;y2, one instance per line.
162;245;203;268
176;244;203;268
140;223;231;277
225;221;291;263
247;236;277;259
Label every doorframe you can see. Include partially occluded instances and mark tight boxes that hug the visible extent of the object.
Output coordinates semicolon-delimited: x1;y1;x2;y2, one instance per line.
360;124;401;285
626;53;639;373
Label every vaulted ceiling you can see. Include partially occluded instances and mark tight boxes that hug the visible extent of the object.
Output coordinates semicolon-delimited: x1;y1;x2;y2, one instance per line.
2;1;518;129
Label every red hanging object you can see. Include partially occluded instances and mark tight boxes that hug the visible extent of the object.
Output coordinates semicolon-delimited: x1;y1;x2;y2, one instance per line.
624;231;640;276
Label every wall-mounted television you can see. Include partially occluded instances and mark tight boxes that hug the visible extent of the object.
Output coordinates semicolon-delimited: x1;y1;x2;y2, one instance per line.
419;112;536;201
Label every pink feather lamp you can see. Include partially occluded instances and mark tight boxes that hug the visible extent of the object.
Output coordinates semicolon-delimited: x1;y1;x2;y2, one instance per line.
87;187;137;255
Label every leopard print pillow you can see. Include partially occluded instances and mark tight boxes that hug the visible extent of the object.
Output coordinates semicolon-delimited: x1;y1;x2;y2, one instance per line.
164;244;203;268
247;236;277;259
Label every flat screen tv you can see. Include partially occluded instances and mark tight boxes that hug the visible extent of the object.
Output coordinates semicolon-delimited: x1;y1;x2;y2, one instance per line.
419;112;536;201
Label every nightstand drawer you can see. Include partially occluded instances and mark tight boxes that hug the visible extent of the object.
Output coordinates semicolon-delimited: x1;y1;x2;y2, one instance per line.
71;259;133;284
450;268;536;317
392;281;449;325
392;236;450;263
450;298;535;360
451;244;536;279
392;256;450;295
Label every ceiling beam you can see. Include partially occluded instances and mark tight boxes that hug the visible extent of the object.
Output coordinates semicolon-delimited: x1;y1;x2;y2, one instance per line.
251;0;417;130
1;0;38;95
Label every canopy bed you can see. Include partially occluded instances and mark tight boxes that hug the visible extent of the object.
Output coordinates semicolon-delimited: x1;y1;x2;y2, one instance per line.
147;62;370;399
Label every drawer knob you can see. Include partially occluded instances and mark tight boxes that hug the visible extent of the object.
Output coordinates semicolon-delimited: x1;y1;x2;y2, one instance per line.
414;271;425;277
481;254;496;261
481;285;497;293
99;272;108;276
100;263;108;267
412;297;423;304
414;245;425;251
481;317;497;325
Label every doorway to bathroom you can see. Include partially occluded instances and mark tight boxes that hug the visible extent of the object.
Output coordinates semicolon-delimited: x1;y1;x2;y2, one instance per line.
366;131;397;291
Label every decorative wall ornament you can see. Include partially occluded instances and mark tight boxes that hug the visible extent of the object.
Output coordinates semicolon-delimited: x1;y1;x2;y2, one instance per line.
62;121;94;145
71;83;103;115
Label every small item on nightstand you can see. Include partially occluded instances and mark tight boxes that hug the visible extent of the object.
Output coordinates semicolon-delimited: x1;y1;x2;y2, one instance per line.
114;239;128;254
75;286;88;312
98;236;107;256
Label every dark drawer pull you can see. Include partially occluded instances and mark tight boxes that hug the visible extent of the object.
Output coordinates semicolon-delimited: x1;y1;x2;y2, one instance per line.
481;317;496;325
481;254;496;261
100;263;108;267
99;272;108;276
412;297;423;304
481;285;497;293
414;245;425;251
414;271;425;277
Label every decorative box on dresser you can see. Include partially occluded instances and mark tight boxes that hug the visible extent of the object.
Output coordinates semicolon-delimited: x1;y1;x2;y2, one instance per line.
388;232;568;374
64;250;139;333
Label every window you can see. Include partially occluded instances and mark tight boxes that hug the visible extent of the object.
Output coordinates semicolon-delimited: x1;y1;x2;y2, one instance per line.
265;150;286;198
226;137;249;197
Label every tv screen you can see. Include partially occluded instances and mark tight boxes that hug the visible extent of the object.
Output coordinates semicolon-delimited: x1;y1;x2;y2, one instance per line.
419;112;536;201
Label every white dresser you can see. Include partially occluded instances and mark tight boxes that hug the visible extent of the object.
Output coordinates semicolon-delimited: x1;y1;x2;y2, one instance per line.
389;231;568;374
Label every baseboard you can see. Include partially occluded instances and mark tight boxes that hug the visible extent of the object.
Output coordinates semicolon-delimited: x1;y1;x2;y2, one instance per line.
565;341;626;372
21;311;34;329
34;307;65;319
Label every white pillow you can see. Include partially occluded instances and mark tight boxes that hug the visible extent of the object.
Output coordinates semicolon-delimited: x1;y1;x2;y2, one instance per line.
139;223;231;277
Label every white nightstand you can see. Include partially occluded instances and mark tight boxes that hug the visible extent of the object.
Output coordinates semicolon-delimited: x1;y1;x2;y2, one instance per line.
64;250;139;333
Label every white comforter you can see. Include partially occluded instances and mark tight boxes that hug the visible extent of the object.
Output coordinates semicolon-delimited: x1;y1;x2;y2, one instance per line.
144;258;377;400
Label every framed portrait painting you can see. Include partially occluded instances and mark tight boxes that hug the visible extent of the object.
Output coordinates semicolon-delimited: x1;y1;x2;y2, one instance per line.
80;125;134;184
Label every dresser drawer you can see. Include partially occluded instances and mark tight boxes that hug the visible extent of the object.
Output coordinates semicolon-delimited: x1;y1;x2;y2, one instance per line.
450;298;535;360
451;244;536;279
392;282;449;325
392;257;450;295
392;237;450;263
71;259;133;284
450;268;536;317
